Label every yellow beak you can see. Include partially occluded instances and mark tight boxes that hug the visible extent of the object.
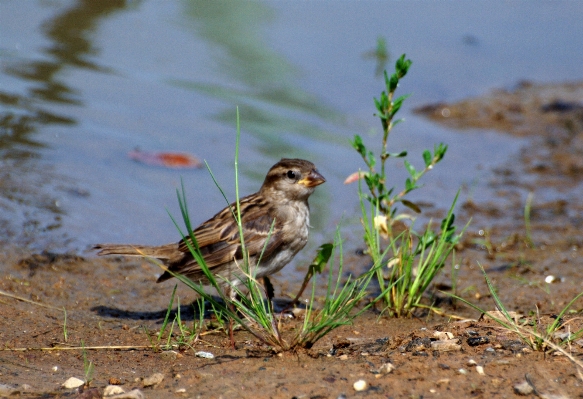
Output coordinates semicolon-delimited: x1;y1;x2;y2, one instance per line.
298;169;326;187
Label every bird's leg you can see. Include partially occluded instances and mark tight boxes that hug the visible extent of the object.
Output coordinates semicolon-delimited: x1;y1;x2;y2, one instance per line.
262;276;274;314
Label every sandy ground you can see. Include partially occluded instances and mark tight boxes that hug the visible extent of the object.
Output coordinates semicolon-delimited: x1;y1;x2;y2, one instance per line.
2;81;583;398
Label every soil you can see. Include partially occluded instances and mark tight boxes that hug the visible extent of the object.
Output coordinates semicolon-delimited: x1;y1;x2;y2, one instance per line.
2;81;583;398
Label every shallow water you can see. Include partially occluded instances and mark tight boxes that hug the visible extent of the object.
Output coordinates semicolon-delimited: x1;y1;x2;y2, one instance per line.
1;0;582;264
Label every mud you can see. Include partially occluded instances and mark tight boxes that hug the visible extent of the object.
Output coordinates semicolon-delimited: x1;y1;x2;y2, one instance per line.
2;81;583;398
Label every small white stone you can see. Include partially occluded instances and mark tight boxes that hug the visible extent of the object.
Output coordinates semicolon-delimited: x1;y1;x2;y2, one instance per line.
62;377;84;389
476;365;485;375
467;359;477;366
52;366;59;372
458;368;468;375
103;385;126;396
175;388;186;393
195;351;214;359
353;379;368;391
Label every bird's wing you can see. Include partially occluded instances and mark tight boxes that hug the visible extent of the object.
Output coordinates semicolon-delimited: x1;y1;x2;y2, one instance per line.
176;194;283;270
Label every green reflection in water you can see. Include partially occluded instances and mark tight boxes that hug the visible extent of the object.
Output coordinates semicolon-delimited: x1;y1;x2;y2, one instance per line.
172;0;345;159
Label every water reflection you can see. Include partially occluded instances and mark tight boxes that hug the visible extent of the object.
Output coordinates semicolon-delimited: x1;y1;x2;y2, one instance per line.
0;0;131;247
173;0;345;158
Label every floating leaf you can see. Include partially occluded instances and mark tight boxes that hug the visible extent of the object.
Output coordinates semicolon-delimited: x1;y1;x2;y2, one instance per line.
128;149;203;169
344;171;369;184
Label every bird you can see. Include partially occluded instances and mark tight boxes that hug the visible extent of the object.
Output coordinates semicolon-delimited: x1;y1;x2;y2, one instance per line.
94;158;326;296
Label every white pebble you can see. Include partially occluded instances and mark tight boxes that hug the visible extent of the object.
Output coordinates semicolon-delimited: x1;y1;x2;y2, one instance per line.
103;385;125;396
195;351;214;359
62;377;84;389
52;366;59;372
353;379;368;391
476;365;485;375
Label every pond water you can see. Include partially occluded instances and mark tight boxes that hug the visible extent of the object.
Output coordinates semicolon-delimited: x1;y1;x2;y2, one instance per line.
1;0;582;267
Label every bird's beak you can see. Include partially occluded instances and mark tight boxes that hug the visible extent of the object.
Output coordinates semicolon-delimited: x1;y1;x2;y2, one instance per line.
298;169;326;187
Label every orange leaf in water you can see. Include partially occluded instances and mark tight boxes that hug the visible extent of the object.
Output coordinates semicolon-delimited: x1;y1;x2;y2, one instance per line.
128;149;203;169
344;171;368;184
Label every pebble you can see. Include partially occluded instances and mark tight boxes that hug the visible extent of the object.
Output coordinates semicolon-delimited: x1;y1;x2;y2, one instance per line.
433;331;454;340
142;372;164;387
513;381;534;395
103;385;126;396
160;350;179;361
431;339;461;352
195;351;215;359
458;368;468;375
378;362;395;375
62;377;84;389
353;379;368;391
476;365;485;375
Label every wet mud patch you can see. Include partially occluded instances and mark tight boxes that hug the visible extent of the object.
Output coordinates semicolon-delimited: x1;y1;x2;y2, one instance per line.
2;81;583;397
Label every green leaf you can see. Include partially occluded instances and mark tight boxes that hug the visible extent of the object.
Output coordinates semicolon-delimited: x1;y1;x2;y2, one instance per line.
388;150;407;158
388;73;399;93
309;243;334;274
422;150;432;167
404;160;416;177
351;135;366;158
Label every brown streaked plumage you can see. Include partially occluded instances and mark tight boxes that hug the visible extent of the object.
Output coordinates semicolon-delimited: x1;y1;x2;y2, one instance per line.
94;158;325;290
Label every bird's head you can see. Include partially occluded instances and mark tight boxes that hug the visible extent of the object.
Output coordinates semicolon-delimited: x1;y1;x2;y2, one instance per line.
260;158;326;201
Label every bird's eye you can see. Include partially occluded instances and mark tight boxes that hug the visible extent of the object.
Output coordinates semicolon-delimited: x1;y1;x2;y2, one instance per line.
286;170;296;179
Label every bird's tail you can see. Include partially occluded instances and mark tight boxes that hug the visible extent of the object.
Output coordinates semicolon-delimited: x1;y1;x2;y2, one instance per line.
94;243;174;259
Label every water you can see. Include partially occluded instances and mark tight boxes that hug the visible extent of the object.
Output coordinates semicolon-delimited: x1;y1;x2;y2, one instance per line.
1;1;582;264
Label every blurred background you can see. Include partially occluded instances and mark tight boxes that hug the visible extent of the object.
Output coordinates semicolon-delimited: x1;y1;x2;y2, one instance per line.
1;0;582;269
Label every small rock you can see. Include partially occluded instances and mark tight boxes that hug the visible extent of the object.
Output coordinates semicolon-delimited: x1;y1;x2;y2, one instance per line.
467;359;477;366
433;331;454;340
514;381;534;395
160;350;179;361
378;363;395;375
52;366;59;372
104;385;126;396
109;377;122;385
195;351;214;359
175;388;186;393
476;365;485;375
108;389;145;399
339;354;349;360
458;368;468;375
142;372;164;387
62;377;85;389
353;379;368;391
436;378;450;386
467;336;490;346
431;339;461;352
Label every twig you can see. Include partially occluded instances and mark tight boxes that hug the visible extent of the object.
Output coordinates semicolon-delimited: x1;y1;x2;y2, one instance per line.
0;289;62;311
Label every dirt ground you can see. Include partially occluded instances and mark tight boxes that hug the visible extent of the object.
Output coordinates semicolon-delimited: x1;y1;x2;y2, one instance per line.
2;81;583;398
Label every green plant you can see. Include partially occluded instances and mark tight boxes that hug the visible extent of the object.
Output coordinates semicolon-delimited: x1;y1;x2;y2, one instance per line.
81;341;94;386
349;54;463;316
155;285;205;351
156;109;391;351
452;264;583;355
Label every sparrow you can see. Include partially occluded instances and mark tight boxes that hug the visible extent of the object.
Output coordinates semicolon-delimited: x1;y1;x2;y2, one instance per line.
94;158;326;294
